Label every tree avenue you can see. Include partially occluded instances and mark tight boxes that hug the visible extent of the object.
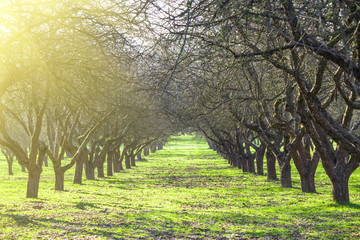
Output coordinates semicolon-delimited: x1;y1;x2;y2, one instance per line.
0;0;360;205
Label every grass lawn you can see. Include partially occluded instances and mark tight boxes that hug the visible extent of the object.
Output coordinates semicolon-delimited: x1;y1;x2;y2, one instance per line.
0;135;360;239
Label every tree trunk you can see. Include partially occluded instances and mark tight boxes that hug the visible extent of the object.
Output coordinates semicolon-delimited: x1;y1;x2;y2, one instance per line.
107;153;113;176
113;150;121;173
255;145;265;175
241;157;249;173
266;149;277;180
43;156;48;167
97;151;106;178
26;168;41;198
151;145;157;153
125;155;131;169
54;167;65;191
73;150;86;184
300;171;316;193
280;159;292;188
248;156;255;174
7;157;13;175
292;149;319;193
136;152;142;161
119;154;124;171
21;164;26;172
144;147;149;156
85;161;95;180
97;163;105;178
332;174;350;204
130;154;136;167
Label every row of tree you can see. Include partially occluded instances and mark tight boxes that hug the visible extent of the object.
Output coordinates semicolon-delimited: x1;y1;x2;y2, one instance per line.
2;0;360;204
0;1;175;198
141;0;360;204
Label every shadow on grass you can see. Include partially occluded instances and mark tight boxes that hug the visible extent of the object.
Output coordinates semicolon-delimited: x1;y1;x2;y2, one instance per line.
2;201;356;240
74;201;100;210
1;213;39;227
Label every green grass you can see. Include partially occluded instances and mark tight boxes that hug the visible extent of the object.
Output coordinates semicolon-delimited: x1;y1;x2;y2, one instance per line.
0;135;360;239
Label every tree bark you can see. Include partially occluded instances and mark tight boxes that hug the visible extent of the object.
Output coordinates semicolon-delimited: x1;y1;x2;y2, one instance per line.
97;149;106;178
85;160;95;180
300;171;316;193
73;150;86;184
332;173;350;204
97;163;104;178
151;144;157;153
255;144;265;175
26;168;41;198
266;148;277;180
7;156;14;175
54;167;65;191
125;155;131;169
43;156;48;167
279;158;292;188
248;156;255;174
242;157;249;173
130;154;136;167
107;152;113;176
113;149;121;173
144;147;149;156
291;142;319;193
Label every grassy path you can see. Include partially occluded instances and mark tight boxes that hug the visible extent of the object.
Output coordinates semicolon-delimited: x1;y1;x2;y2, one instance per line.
0;135;360;239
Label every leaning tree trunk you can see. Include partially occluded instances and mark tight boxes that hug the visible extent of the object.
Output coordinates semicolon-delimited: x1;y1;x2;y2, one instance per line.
54;167;65;191
266;148;277;181
26;167;41;198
